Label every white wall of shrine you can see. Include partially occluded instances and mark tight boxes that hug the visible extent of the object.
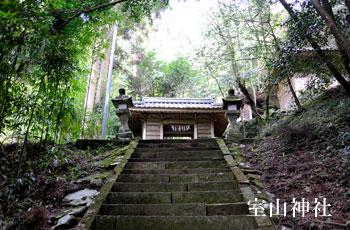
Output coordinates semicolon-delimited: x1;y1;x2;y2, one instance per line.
141;114;214;140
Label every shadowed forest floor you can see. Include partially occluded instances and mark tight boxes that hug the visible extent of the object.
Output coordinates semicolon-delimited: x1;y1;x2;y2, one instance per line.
0;142;129;229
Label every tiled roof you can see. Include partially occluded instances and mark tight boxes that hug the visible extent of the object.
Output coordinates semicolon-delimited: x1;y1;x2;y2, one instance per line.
133;97;223;109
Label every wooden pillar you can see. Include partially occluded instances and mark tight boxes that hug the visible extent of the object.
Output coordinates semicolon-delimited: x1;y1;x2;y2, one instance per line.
142;120;146;140
160;122;164;139
194;122;198;139
159;113;164;139
193;114;198;139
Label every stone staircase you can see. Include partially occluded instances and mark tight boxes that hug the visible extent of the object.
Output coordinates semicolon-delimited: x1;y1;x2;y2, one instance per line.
91;139;271;230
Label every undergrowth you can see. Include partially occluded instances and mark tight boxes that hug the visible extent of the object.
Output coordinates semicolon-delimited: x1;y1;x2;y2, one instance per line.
242;87;350;229
0;141;126;229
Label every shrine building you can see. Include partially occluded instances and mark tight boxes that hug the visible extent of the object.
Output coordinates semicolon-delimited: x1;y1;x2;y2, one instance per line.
112;89;243;140
128;97;228;139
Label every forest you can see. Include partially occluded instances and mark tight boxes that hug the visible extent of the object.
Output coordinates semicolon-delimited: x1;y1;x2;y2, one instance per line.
0;0;349;229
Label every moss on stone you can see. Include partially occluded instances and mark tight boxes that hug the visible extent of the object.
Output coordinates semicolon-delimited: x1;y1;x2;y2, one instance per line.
76;172;111;184
229;146;241;155
78;140;139;229
257;192;271;202
233;154;244;163
247;174;261;181
251;179;264;189
100;145;130;168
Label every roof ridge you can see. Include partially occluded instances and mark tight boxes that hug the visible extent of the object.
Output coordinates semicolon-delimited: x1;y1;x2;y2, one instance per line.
142;97;213;100
132;97;223;109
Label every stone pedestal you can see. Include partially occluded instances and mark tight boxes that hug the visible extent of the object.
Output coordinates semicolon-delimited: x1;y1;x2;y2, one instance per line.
112;89;134;140
116;110;133;140
222;89;244;142
225;111;243;141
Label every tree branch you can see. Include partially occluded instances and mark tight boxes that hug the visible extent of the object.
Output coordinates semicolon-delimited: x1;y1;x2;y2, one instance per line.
310;0;350;57
320;0;350;77
279;0;350;95
237;78;262;119
53;0;128;32
345;0;350;12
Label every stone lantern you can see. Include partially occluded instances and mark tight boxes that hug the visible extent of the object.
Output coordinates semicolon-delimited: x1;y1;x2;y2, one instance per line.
222;89;243;141
112;88;133;140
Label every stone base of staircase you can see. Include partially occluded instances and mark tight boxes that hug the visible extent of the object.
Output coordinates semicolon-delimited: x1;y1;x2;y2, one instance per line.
85;139;274;230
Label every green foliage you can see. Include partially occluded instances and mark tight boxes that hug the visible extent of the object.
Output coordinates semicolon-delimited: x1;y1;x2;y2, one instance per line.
272;0;350;93
0;0;166;144
156;56;197;97
197;0;286;95
120;51;199;98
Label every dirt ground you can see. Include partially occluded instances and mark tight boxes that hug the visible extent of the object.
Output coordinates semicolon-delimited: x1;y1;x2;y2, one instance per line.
241;88;350;229
242;138;349;229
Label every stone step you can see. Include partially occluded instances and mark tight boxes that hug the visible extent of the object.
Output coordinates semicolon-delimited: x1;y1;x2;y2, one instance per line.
121;168;231;175
117;174;170;183
136;145;219;150
99;202;248;216
106;190;243;204
99;203;206;216
172;190;243;203
93;215;258;230
113;182;186;192
124;160;228;170
138;139;217;144
137;140;217;147
113;181;238;192
127;156;224;162
171;172;234;183
132;150;223;159
133;146;220;153
86;139;273;230
117;172;234;183
137;142;218;147
187;181;238;191
206;203;249;216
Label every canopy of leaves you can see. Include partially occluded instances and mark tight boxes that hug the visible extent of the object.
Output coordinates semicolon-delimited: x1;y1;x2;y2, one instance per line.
0;0;167;143
196;0;286;95
120;51;198;98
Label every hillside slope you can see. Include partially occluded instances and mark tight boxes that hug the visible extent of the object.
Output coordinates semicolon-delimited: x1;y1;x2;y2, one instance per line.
242;87;350;229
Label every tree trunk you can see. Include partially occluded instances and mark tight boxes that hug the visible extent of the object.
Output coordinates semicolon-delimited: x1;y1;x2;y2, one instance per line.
251;80;257;106
279;0;350;95
208;68;225;97
102;23;118;138
310;0;350;57
287;77;302;110
81;37;98;138
237;78;262;119
265;84;271;117
346;0;350;12
54;86;70;142
18;108;35;176
321;0;350;77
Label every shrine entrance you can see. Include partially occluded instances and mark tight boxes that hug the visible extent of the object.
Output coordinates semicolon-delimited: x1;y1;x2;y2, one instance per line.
112;88;244;140
163;124;194;139
126;97;228;140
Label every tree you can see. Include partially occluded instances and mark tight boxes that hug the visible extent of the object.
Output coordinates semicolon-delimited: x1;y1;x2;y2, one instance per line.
0;0;168;173
157;57;197;97
197;0;286;117
117;51;198;98
278;0;350;94
310;0;350;57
